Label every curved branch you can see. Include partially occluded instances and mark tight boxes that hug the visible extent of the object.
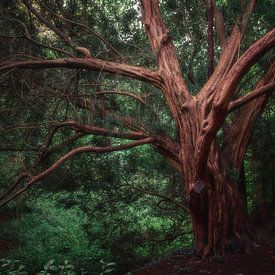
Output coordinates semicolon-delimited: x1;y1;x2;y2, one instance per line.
93;90;160;119
34;132;86;165
0;137;156;207
153;136;181;172
228;81;275;113
197;26;242;101
0;57;162;88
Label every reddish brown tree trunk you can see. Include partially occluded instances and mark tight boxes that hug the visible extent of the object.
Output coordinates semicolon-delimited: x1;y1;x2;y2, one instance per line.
185;152;252;257
177;105;253;257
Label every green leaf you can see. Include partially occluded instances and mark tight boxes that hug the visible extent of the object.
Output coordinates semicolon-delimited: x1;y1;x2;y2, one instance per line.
106;263;116;266
49;265;58;271
19;265;26;270
103;267;115;273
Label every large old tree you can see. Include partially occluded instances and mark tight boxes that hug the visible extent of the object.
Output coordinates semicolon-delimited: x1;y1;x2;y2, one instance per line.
0;0;274;257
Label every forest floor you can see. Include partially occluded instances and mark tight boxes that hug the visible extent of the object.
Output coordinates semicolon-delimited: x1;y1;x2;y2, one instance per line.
133;240;275;275
133;204;275;275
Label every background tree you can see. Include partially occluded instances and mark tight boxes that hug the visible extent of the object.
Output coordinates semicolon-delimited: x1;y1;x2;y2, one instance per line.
0;0;274;259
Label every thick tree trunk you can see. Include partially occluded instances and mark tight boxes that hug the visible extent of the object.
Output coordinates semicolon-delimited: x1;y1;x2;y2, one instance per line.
184;145;253;257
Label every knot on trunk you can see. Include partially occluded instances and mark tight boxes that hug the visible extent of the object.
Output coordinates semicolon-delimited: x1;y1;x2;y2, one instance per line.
193;180;206;194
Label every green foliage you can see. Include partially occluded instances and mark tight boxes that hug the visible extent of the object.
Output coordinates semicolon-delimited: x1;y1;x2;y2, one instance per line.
0;197;105;273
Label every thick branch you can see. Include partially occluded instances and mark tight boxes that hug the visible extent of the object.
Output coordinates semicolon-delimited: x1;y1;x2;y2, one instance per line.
222;63;275;170
197;26;242;101
140;0;191;99
0;57;162;88
239;0;256;33
207;0;214;78
213;2;226;48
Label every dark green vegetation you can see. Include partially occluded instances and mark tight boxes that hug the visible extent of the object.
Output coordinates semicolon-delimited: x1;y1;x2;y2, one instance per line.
0;0;274;274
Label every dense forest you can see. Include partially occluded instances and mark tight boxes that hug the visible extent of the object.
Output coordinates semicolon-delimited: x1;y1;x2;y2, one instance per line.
0;0;274;274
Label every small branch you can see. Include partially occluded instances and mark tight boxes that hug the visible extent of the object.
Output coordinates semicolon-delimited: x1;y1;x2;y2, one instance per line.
36;0;123;60
94;90;148;106
0;173;28;201
130;185;189;213
3;17;75;57
228;81;275;112
0;147;39;152
34;133;86;165
22;0;76;49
